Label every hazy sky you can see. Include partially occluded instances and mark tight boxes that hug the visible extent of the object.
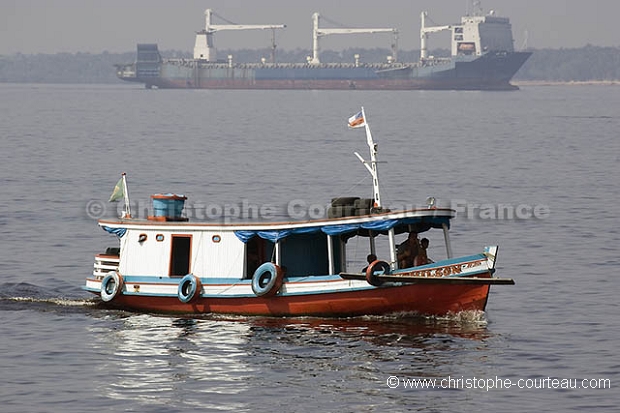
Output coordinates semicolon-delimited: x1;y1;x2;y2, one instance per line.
1;0;618;55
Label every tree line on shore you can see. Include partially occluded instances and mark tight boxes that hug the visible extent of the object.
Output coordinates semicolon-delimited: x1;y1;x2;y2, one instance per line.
1;45;619;84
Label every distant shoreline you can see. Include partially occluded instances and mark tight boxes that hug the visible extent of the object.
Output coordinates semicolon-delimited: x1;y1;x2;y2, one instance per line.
513;80;620;86
1;80;619;87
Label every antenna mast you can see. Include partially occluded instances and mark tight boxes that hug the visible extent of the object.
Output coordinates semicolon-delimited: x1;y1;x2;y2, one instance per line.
351;107;383;209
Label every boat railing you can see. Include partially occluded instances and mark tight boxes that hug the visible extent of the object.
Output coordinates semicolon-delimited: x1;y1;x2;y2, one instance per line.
164;58;410;70
93;254;120;279
419;57;453;66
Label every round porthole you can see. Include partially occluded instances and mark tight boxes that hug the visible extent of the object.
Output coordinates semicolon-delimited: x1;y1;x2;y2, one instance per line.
156;234;164;242
212;235;221;243
138;234;147;243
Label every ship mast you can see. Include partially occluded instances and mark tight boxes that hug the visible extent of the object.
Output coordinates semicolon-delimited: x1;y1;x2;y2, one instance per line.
351;107;382;209
310;13;398;65
193;9;286;62
472;1;484;16
350;107;397;266
420;11;452;60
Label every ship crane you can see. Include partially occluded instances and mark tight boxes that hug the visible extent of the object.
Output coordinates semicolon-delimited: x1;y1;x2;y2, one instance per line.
420;11;452;60
310;13;398;65
193;9;286;62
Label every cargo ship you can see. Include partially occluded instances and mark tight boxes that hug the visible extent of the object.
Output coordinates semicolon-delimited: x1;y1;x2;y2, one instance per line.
115;4;531;91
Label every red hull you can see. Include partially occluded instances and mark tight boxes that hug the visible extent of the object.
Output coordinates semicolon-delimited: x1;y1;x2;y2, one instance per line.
99;282;491;317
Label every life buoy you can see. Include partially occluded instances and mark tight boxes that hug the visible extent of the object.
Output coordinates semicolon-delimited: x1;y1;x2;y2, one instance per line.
252;262;284;297
365;260;391;287
178;273;202;303
101;271;124;302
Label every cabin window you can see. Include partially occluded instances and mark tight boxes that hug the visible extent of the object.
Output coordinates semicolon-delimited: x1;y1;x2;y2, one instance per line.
170;235;192;276
457;42;476;55
138;234;147;243
156;234;164;242
455;27;463;34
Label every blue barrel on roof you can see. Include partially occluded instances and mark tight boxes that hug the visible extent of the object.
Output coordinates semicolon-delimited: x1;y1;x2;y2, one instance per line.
151;194;187;218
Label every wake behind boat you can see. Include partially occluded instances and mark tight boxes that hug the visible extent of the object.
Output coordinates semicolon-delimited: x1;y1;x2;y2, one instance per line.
83;109;514;316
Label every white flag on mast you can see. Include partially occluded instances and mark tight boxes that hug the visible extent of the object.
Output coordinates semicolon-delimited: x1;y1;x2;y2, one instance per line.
108;173;131;218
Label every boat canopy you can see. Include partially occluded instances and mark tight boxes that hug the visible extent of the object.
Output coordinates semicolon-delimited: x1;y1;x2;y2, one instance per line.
233;215;450;243
100;211;453;243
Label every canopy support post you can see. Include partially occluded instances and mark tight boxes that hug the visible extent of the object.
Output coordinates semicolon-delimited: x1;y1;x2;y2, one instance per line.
327;235;336;275
369;230;376;256
340;238;347;272
442;224;453;258
275;240;282;266
388;228;397;270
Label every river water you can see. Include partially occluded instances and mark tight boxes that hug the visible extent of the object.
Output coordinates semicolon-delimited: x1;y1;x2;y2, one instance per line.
0;83;619;412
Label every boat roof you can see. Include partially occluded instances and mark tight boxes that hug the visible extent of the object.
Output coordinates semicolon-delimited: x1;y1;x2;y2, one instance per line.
99;207;455;242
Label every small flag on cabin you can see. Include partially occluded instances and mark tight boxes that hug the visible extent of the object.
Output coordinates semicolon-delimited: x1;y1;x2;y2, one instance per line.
348;111;365;129
108;177;125;202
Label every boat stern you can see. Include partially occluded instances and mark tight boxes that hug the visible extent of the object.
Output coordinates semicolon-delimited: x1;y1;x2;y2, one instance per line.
84;250;120;294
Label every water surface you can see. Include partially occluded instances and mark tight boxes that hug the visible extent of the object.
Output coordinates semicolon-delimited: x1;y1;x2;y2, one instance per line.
1;83;618;412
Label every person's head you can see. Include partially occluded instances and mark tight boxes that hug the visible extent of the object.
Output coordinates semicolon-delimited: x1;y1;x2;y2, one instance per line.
408;232;418;241
367;253;377;263
421;238;429;248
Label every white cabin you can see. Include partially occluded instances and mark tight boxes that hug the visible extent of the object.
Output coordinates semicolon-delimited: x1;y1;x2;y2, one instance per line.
452;14;515;56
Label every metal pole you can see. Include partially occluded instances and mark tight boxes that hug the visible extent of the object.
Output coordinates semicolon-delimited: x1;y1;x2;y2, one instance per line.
121;173;131;218
388;228;397;270
327;235;335;274
362;107;382;208
442;223;453;258
340;238;346;272
275;240;281;266
311;13;320;64
369;230;376;255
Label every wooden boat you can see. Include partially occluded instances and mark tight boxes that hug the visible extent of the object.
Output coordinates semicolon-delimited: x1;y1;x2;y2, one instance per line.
84;108;513;316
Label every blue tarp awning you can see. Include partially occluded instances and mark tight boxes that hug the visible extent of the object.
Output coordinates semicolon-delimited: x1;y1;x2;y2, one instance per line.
102;226;127;238
234;216;449;243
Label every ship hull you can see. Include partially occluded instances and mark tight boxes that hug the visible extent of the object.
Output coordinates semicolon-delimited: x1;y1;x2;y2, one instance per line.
119;51;531;91
89;277;492;317
84;250;506;317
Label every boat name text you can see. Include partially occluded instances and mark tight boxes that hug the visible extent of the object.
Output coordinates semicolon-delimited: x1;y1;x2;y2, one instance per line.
395;260;487;278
